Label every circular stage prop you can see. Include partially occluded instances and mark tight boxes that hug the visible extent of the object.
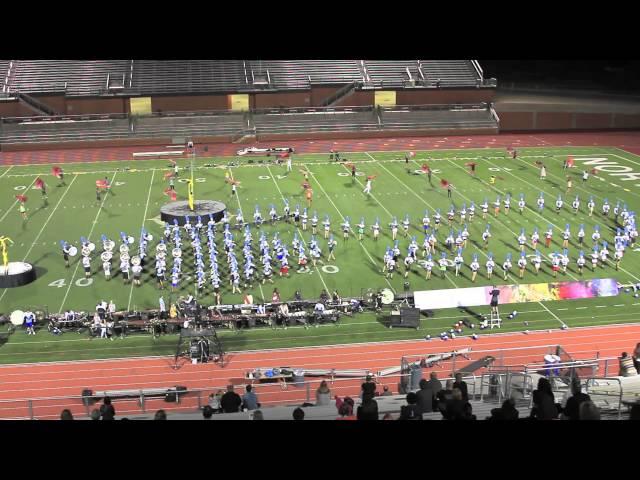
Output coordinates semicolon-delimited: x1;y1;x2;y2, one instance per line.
0;262;36;288
160;200;226;226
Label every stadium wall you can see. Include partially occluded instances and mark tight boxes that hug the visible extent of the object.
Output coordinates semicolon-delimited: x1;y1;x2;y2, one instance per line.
498;111;640;131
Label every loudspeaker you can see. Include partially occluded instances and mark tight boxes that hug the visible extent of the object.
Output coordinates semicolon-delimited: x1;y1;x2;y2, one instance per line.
390;308;420;329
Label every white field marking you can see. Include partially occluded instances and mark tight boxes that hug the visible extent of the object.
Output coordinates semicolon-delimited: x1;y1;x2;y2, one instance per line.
481;157;640;283
0;175;79;304
611;149;640;169
265;164;330;293
530;135;553;146
595;305;607;308
0;177;38;224
305;164;396;292
576;307;588;309
0;165;13;179
230;170;266;302
127;169;156;311
614;304;625;307
538;301;566;326
557;308;569;311
57;171;119;314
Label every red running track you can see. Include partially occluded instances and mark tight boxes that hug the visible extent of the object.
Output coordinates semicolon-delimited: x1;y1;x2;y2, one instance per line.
0;323;637;419
2;131;640;166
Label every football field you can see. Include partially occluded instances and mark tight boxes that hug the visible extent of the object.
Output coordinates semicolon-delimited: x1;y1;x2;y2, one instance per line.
1;145;640;362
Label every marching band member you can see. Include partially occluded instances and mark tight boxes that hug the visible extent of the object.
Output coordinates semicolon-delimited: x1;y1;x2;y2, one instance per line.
470;254;480;282
461;224;470;248
120;256;131;284
480;199;488;220
82;254;91;278
311;211;319;234
587;196;595;217
390;217;399;241
561;249;570;274
61;241;71;268
517;252;527;279
551;252;560;277
132;260;142;286
532;251;542;275
468;202;476;223
599;241;609;267
445;229;454;252
591;246;599;271
555;194;563;214
424;254;434;280
531;228;540;250
372;218;380;241
482;224;491;247
403;253;414;278
504;194;511;215
433;209;442;231
385;251;396;279
562;224;571;249
537;193;545;213
502;253;512;280
614;244;624;270
572;196;580;215
577;224;585;246
459;203;467;224
357;217;366;241
402;214;410;237
518;228;527;252
103;256;111;280
602;198;610;217
293;204;300;224
592;225;601;245
493;196;501;217
422;210;431;233
438;252;448;279
382;246;391;273
422;233;431;257
545;225;553;248
454;230;463;250
447;205;455;226
283;199;291;223
518;194;526;215
454;248;464;277
486;253;495;280
323;215;331;239
577;251;586;275
301;208;309;231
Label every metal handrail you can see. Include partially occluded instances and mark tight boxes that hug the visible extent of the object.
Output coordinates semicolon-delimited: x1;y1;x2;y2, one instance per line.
585;377;624;419
471;60;483;80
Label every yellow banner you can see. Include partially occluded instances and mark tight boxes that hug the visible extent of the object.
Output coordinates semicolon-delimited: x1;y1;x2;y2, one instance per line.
229;94;249;111
130;97;152;115
374;90;396;107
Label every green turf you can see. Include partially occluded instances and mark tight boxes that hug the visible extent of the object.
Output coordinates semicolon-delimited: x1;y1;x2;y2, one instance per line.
1;145;640;363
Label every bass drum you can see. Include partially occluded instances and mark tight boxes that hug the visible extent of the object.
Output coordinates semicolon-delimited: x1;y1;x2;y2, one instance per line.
10;310;25;326
68;246;78;257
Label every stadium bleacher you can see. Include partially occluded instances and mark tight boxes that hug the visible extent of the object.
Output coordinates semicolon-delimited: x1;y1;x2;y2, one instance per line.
380;106;497;130
419;60;480;87
253;109;380;134
131;60;249;95
0;118;132;143
9;60;131;96
365;60;422;89
134;113;246;138
247;60;363;89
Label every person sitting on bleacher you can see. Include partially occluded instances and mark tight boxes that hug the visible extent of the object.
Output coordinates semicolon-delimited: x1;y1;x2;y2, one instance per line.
633;343;640;373
619;352;638;377
399;392;422;420
488;398;519;421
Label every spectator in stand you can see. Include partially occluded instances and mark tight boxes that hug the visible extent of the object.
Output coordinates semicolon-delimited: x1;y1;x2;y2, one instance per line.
209;390;223;413
335;396;355;418
221;385;242;413
100;396;115;421
360;375;377;399
336;402;356;420
620;351;638;377
382;413;394;420
416;379;434;414
242;385;260;411
436;379;455;414
202;406;214;419
60;409;73;420
90;409;101;421
489;398;519;421
633;343;640;372
629;404;640;420
562;379;590;420
579;401;600;420
399;392;422;420
453;372;469;402
357;393;379;421
316;380;331;406
154;409;167;420
292;407;305;421
381;385;393;396
426;372;443;403
530;378;557;420
252;410;264;420
443;388;467;420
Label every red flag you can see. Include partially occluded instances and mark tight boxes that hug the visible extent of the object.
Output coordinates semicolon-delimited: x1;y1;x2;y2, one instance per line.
169;159;177;166
367;175;377;180
440;179;450;188
421;163;429;172
163;188;177;201
96;180;108;189
278;152;290;159
535;160;544;167
164;171;174;180
15;194;27;203
591;168;598;175
409;152;415;157
34;177;44;190
465;162;477;168
567;156;574;168
51;166;62;178
345;162;354;169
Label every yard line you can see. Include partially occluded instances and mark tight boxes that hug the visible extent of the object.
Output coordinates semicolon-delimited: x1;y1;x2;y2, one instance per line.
305;163;397;292
57;171;119;314
0;175;79;305
538;301;566;326
481;156;640;283
127;169;156;311
265;165;331;294
230;170;266;303
0;165;13;179
0;177;38;225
